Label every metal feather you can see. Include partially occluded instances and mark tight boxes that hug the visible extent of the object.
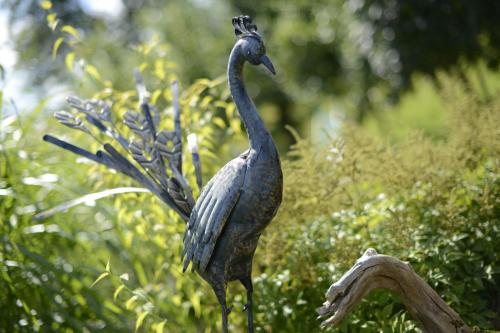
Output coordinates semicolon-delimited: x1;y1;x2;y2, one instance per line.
54;111;90;133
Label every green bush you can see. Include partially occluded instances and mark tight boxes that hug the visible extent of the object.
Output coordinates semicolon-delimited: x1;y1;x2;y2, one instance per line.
256;75;500;332
1;110;129;332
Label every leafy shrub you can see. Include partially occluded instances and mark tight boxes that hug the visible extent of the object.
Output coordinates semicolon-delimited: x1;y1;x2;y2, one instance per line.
256;75;500;332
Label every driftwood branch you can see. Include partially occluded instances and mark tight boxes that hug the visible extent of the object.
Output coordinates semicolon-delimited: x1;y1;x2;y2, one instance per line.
317;248;472;333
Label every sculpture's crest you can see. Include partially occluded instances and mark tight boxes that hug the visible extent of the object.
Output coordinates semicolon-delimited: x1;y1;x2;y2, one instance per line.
232;15;260;39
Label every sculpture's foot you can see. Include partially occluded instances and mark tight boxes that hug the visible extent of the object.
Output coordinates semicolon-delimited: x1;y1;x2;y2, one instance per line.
240;277;254;333
221;305;229;333
245;299;254;333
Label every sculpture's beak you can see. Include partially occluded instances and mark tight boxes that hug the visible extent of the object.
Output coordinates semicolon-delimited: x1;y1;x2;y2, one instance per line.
260;55;276;75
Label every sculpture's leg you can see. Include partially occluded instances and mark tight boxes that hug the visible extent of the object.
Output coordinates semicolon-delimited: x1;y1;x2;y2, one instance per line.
240;277;254;333
213;284;229;333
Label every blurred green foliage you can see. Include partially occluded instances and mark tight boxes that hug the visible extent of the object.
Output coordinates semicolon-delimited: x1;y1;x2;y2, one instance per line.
4;0;500;146
1;1;500;332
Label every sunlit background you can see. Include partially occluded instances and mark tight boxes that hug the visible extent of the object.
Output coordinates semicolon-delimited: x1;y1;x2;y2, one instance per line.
2;0;499;149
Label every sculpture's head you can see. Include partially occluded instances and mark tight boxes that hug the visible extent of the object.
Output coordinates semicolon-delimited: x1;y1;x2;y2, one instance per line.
233;15;276;75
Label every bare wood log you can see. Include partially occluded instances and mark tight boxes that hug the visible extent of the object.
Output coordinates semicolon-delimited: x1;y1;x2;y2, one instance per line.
316;248;472;333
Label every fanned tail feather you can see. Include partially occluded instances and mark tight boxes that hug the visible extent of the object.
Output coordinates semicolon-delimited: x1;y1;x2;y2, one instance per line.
40;71;199;222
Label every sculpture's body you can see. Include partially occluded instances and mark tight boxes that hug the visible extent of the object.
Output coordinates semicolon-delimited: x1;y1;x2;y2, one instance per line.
183;17;282;332
41;16;280;332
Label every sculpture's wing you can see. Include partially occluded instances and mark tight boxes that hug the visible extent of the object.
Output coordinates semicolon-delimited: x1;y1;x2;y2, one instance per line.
182;157;247;272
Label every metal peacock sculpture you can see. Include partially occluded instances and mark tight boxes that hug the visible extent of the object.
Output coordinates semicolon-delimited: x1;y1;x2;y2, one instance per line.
39;16;282;332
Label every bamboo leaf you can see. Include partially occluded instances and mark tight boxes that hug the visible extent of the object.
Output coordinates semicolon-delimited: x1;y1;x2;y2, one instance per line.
139;62;148;72
212;117;226;128
214;101;228;108
61;25;80;39
125;295;138;310
65;52;75;71
151;89;162;104
47;13;56;23
34;187;150;220
86;64;102;82
156;320;166;333
104;300;123;314
190;292;201;317
90;272;109;288
208;75;226;87
52;37;64;60
47;13;58;30
39;1;52;10
154;59;165;80
135;311;149;332
113;285;125;301
133;261;147;286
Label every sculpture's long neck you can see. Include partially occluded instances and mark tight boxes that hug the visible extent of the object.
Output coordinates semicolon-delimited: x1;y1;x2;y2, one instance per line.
228;44;271;149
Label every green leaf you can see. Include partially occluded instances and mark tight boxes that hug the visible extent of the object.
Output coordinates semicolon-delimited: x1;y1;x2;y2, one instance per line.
381;303;393;318
212;117;226;128
200;96;213;108
90;272;109;288
65;52;75;71
139;62;148;72
208;75;225;87
133;261;147;286
32;317;41;331
39;1;52;10
156;320;166;333
135;311;149;332
105;258;110;272
226;104;236;118
154;59;165;80
113;285;125;301
46;13;58;30
61;25;80;39
151;89;162;104
85;64;102;82
34;187;149;221
125;295;138;310
190;292;201;317
52;37;64;60
104;300;123;314
214;101;228;108
47;13;56;24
